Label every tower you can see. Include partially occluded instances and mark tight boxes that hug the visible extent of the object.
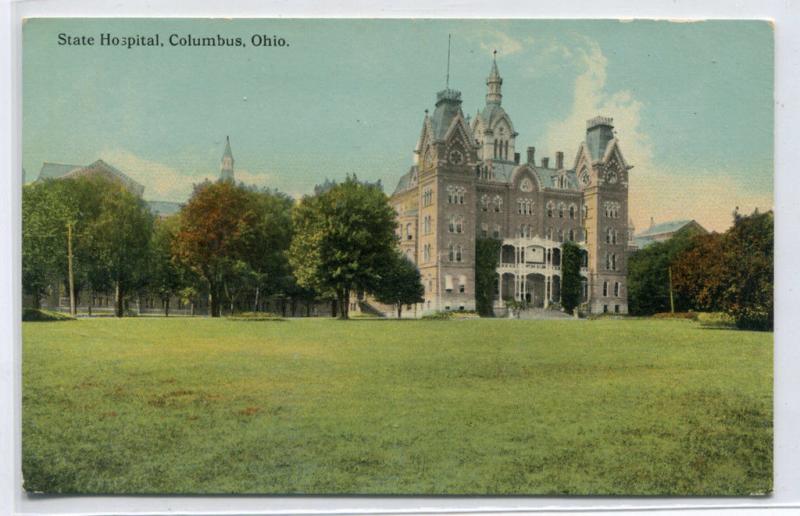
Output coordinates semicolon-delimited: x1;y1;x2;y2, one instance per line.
471;52;518;163
220;136;235;182
578;116;631;314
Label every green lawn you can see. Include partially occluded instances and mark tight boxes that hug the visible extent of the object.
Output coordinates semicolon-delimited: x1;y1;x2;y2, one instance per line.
22;317;772;495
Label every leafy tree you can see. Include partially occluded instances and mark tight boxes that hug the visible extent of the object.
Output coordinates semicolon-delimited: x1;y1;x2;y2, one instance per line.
561;241;582;315
720;209;773;330
289;176;397;319
627;227;696;315
671;232;726;312
373;251;424;318
173;181;292;317
148;215;184;316
82;181;154;317
22;182;68;308
474;238;501;316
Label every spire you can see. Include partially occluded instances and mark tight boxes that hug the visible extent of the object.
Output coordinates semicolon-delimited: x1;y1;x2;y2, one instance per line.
445;34;451;89
220;135;235;182
486;50;502;105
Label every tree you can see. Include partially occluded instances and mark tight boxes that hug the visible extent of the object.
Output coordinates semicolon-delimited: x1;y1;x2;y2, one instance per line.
174;181;255;317
148;215;184;316
22;182;68;309
173;181;292;317
671;232;726;313
720;209;773;330
289;176;397;320
474;238;501;317
83;182;154;317
561;241;582;315
627;227;696;315
373;251;424;318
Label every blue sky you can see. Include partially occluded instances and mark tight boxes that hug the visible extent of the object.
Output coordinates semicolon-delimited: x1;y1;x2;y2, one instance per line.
23;18;773;231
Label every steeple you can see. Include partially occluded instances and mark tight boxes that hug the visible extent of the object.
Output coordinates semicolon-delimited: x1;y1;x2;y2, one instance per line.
220;136;234;182
486;50;503;105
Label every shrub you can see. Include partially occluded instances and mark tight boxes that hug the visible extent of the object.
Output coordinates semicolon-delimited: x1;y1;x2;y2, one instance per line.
22;308;75;322
652;312;698;321
697;312;736;328
421;311;454;320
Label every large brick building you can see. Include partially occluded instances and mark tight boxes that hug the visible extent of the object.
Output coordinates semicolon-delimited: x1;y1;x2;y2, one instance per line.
389;56;632;316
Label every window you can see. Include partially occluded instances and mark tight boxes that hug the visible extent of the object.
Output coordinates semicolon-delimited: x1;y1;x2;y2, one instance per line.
558;203;565;218
569;204;576;220
546;227;553;240
423;215;431;235
614;282;620;297
493;196;503;213
546;201;555;218
480;195;490;212
456;217;463;234
445;275;453;293
603;305;608;313
422;188;433;207
423;244;430;263
455;245;463;262
568;229;575;241
606;228;613;244
406;223;413;240
603;281;609;297
459;275;467;294
582;204;588;220
611;254;617;271
493;226;501;239
614;305;620;314
448;217;455;233
557;229;564;242
481;223;488;238
448;244;455;262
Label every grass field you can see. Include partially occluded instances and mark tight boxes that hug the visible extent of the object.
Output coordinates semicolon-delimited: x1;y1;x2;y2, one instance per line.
22;317;772;495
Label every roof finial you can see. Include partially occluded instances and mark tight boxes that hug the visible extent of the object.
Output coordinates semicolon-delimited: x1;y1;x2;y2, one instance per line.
446;34;452;89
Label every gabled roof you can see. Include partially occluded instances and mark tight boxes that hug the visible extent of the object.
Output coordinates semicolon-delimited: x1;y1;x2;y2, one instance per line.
38;162;82;180
636;219;696;238
37;159;145;197
429;89;465;141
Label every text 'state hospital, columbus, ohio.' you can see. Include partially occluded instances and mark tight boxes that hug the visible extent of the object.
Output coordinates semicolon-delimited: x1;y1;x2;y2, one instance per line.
388;53;632;315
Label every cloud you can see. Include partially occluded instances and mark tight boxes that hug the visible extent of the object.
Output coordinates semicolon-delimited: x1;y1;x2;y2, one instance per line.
477;30;532;57
541;40;772;233
97;149;279;202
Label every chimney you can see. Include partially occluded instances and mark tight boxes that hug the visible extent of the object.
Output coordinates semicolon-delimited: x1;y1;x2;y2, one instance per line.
555;151;564;169
526;146;535;165
541;157;549;169
514;152;520;165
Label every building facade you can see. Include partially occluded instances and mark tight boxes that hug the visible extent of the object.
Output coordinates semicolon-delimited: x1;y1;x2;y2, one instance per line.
390;56;633;315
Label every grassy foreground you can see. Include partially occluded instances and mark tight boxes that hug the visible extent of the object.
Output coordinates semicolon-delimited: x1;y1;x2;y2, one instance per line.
22;317;772;495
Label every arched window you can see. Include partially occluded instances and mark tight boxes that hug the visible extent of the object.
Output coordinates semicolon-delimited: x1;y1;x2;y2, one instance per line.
603;281;609;297
493;196;503;212
448;244;455;262
448;217;455;233
546;201;555;218
568;229;575;241
456;217;463;234
569;204;576;219
455;245;463;262
614;282;620;297
611;254;617;271
493;140;498;158
606;228;613;244
481;194;490;212
406;223;412;240
558;203;565;218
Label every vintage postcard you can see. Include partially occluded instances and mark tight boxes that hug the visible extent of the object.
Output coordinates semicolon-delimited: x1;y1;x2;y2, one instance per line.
21;18;773;495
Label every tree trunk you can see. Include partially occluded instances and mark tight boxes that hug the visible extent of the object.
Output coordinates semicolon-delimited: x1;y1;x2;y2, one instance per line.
253;286;260;312
164;298;170;317
115;282;124;318
338;288;350;320
397;304;402;319
331;298;337;318
67;222;76;316
210;283;221;317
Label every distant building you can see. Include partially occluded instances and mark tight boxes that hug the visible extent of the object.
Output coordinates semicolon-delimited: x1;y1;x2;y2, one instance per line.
37;159;145;197
633;218;708;249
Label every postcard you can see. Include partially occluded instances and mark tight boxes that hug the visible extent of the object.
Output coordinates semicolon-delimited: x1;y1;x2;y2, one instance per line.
20;18;773;495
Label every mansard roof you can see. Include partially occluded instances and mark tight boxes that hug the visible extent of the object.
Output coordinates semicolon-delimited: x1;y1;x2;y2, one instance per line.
429;89;466;141
392;165;418;195
488;161;579;191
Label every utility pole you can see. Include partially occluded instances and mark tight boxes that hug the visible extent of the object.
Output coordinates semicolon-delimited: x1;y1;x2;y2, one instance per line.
67;221;76;316
668;266;675;314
